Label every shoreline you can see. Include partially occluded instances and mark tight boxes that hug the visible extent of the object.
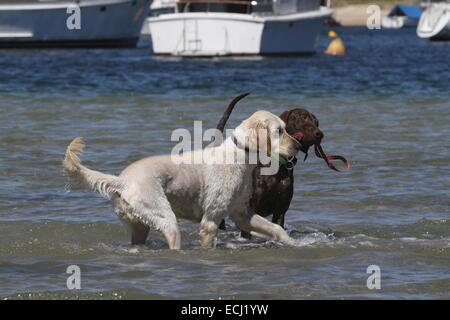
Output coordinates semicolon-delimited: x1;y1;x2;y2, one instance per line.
332;4;390;26
330;0;418;27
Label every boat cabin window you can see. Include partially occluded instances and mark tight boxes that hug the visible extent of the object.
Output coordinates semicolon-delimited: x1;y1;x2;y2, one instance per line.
177;0;252;14
176;0;320;15
150;7;176;16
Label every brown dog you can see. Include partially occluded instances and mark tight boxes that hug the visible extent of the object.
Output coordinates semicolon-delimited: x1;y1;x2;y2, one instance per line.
217;94;348;238
248;108;322;231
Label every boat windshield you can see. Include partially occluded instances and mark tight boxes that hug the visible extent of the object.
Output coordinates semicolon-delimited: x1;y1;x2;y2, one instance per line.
178;0;253;14
176;0;321;15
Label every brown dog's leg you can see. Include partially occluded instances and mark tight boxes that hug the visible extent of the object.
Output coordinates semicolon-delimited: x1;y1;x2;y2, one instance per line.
240;230;252;239
272;212;286;229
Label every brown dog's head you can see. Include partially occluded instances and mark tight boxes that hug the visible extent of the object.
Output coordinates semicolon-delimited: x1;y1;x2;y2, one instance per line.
280;108;323;156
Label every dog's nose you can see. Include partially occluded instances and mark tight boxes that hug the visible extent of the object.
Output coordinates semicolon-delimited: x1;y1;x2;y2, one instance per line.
314;130;324;140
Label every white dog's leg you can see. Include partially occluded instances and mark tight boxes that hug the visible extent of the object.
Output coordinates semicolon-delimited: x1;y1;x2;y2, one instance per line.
230;209;290;242
162;224;181;250
113;194;150;245
121;184;182;250
199;217;220;249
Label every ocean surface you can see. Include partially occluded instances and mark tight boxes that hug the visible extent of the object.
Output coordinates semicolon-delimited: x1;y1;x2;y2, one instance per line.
0;27;449;299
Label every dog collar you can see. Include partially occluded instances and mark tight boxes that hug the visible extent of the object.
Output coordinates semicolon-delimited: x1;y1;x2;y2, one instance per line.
269;152;288;165
232;135;293;168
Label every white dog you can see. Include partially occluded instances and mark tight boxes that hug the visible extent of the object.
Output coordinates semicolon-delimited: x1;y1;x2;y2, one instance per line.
63;111;300;249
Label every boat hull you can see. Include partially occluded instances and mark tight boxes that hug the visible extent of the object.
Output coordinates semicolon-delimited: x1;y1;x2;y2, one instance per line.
0;0;150;48
149;8;332;56
382;16;419;29
417;2;450;41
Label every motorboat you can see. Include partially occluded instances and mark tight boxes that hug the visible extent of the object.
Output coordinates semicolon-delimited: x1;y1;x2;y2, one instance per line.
148;0;332;56
0;0;150;48
381;5;422;29
417;0;450;40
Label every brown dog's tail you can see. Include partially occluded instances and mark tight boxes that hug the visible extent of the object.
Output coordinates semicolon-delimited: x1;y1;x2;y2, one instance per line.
63;137;124;199
216;92;250;133
217;93;249;231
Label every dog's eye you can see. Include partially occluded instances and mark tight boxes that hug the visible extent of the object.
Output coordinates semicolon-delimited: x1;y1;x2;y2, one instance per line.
278;128;283;134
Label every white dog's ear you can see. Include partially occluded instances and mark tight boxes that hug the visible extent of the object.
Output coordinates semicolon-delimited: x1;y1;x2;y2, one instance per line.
264;126;271;154
246;120;271;154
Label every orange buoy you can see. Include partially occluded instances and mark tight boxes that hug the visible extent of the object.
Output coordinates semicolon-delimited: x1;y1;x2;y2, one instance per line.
324;30;346;55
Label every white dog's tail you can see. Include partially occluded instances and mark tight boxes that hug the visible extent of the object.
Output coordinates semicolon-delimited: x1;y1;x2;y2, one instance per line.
63;137;124;199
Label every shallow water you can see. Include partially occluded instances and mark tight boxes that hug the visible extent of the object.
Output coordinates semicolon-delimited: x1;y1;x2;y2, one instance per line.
0;27;449;299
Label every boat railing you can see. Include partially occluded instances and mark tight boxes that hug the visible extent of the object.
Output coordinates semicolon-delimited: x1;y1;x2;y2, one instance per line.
423;0;450;3
420;0;450;9
176;0;322;16
178;0;252;4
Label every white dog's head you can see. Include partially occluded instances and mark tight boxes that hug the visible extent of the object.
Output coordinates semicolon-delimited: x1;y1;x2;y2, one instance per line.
233;110;301;162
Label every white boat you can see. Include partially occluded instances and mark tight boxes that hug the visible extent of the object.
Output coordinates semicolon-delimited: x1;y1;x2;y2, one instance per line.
381;5;422;29
417;0;450;40
141;0;176;36
148;0;332;56
0;0;150;48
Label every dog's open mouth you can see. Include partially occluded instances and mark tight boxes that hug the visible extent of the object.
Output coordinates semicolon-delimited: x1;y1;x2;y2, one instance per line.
291;132;309;161
291;132;304;145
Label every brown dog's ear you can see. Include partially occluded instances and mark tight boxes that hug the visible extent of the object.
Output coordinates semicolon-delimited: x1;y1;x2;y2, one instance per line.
311;113;319;127
279;110;292;123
